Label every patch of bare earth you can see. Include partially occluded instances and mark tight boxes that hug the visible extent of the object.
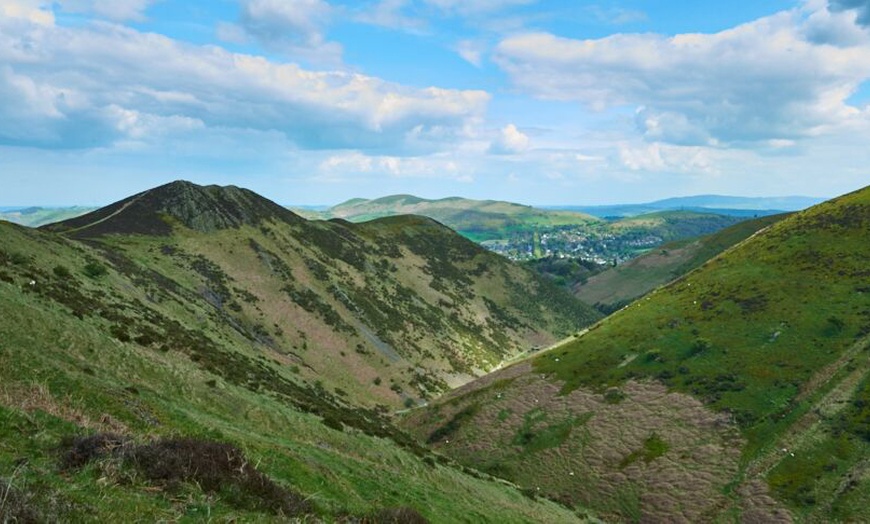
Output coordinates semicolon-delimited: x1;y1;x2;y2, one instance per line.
403;362;785;522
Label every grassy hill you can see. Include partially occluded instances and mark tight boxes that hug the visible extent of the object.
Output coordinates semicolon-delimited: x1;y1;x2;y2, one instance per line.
402;185;870;522
312;194;602;243
576;213;788;313
0;181;599;521
307;195;747;266
0;206;96;227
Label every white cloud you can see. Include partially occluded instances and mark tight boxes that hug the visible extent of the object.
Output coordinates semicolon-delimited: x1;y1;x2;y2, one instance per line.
0;0;54;25
457;39;484;66
829;0;870;27
55;0;157;21
224;0;343;65
0;17;490;150
619;143;716;175
423;0;536;15
318;151;466;180
489;123;529;154
356;0;425;32
494;6;870;147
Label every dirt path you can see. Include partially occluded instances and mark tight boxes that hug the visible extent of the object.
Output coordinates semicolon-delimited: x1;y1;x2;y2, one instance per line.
60;190;151;235
741;333;870;483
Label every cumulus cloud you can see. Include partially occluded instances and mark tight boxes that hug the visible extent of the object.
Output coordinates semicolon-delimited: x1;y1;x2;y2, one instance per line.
488;123;529;154
456;39;484;66
55;0;157;21
494;7;870;147
356;0;425;32
423;0;536;15
619;142;716;174
0;0;54;24
829;0;870;26
0;17;489;150
223;0;343;64
319;151;466;180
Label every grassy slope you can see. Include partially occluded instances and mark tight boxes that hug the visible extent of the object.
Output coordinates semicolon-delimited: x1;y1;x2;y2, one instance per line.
315;195;602;242
402;186;870;522
576;213;787;310
42;182;599;407
0;220;592;522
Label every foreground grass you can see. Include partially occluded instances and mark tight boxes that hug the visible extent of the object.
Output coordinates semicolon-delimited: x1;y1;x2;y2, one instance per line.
0;220;588;523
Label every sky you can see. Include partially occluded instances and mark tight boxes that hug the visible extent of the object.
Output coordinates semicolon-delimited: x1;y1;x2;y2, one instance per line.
1;0;870;206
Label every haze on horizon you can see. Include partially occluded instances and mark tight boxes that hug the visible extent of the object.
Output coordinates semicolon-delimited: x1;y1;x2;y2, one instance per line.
1;0;869;206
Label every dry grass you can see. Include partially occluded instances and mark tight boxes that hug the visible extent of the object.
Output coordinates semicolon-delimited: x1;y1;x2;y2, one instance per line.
403;362;787;522
0;382;127;433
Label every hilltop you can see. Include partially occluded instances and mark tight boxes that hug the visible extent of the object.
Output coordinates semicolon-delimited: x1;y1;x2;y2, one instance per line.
310;193;601;243
402;185;870;522
303;193;746;264
0;181;598;521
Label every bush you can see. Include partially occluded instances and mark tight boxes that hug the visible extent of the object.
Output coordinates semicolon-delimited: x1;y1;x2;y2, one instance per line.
0;479;42;524
59;434;312;516
59;433;128;470
52;265;72;278
83;261;108;279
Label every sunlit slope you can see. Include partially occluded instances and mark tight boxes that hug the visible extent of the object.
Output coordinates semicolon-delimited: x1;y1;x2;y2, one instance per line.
0;220;590;522
403;185;870;522
44;181;599;405
576;213;788;311
317;194;602;242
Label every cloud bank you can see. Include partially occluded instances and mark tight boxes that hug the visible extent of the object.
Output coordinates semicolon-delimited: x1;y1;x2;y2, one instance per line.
495;7;870;147
0;16;489;151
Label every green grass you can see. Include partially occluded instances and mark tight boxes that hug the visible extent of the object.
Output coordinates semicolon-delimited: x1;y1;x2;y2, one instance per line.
403;185;870;521
0;198;595;522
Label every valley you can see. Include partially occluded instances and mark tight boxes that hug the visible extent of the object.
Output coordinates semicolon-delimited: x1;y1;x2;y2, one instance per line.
0;180;864;522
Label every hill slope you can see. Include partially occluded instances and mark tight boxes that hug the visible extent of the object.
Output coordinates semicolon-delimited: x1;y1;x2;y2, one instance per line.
43;181;599;404
0;181;600;521
402;185;870;522
575;213;788;312
0;221;588;522
315;194;601;243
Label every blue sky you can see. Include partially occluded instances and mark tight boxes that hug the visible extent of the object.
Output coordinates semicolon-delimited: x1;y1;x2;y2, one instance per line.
1;0;870;206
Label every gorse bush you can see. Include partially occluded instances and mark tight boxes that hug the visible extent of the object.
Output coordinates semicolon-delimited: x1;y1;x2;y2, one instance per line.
59;434;312;517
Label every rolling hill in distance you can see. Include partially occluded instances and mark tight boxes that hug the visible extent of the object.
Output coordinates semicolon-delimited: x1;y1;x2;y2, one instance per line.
0;181;598;522
401;184;870;522
297;193;753;264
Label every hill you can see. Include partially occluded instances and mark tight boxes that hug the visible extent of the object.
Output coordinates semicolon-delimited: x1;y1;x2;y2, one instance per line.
575;213;789;313
0;181;599;521
553;194;823;218
313;194;601;243
402;185;870;522
308;194;747;264
0;206;96;227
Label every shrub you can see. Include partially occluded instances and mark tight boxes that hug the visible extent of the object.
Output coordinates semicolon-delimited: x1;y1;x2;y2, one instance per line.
0;479;42;524
52;265;72;278
59;433;129;470
83;261;108;279
59;434;312;516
